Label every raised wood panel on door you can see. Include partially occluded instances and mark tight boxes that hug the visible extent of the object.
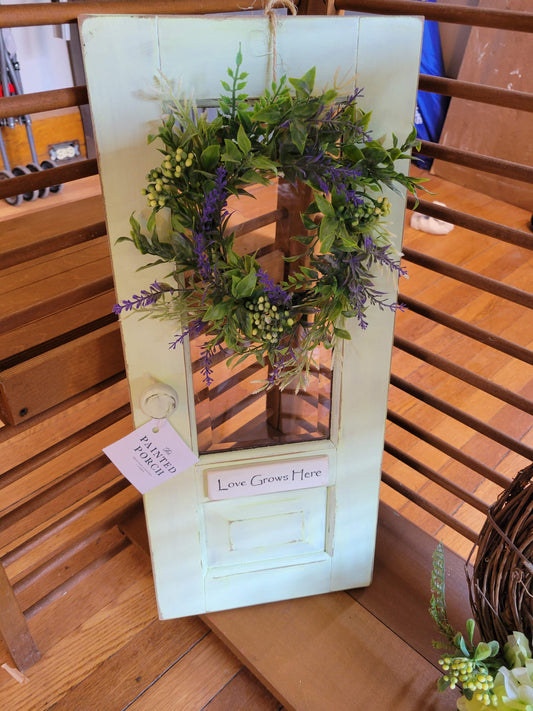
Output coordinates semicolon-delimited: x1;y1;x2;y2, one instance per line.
82;13;423;618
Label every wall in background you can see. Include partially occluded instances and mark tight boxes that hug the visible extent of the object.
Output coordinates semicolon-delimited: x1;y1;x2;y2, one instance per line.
2;0;73;95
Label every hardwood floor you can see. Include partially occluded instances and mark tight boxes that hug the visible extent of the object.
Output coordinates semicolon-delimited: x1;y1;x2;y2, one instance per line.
0;167;531;707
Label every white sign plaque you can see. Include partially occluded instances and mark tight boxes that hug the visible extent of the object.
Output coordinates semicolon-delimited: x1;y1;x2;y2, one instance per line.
207;456;329;501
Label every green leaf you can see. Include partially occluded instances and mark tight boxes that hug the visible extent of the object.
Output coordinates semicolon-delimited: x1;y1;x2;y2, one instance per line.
466;619;475;646
343;144;364;164
474;642;493;662
204;301;229;322
251;155;278;172
146;211;156;233
301;66;316;93
488;640;500;657
240;169;270;186
300;267;318;280
300;214;319;231
200;144;221;171
290;119;308;155
318;215;338;253
454;633;470;658
289;66;316;97
334;327;351;340
314;193;335;217
252;106;282;123
222;139;243;163
321;88;338;103
292;101;320;120
237;124;252;154
232;270;257;299
437;677;451;693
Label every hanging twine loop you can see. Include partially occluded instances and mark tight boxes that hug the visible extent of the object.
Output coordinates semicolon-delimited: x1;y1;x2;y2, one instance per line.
263;0;298;82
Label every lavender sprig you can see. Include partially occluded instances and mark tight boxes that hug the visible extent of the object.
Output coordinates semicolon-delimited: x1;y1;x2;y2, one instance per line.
112;281;171;315
200;344;215;387
193;166;229;282
169;319;205;350
257;267;292;306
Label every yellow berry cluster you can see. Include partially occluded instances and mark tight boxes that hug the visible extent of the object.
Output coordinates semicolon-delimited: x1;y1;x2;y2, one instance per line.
439;657;497;707
350;195;391;228
245;296;294;344
142;149;195;209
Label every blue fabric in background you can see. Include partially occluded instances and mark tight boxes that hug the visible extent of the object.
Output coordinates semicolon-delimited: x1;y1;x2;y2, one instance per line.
414;0;449;169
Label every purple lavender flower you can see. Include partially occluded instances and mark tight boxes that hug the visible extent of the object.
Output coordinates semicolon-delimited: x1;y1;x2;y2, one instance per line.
344;250;406;328
200;345;215;387
300;151;362;202
112;281;169;315
169;319;205;350
193;166;229;282
257;267;292;306
363;236;408;278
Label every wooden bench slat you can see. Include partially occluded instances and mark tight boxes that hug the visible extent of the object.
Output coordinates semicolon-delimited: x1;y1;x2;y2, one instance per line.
0;237;110;291
0;323;124;424
0;418;130;518
0;292;116;365
1;200;107;271
1;195;105;254
14;525;128;613
3;484;141;583
1;255;113;333
0;377;129;474
0;462;123;554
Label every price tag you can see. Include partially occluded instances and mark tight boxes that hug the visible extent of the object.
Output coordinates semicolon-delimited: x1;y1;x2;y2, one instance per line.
103;419;198;494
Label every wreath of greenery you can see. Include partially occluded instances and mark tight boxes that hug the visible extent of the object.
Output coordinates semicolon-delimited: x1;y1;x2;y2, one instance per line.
114;48;422;391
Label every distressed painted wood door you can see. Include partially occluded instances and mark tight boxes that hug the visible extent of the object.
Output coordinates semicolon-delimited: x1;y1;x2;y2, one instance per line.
81;14;422;617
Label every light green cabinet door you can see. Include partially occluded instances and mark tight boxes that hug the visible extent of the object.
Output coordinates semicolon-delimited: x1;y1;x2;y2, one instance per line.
81;14;422;618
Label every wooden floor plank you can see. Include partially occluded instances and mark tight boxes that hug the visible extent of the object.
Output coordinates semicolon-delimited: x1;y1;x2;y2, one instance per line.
128;634;242;711
49;616;209;711
25;545;151;660
0;570;158;709
204;667;282;711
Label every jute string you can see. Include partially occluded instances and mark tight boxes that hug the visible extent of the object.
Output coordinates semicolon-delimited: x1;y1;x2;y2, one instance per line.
263;0;298;82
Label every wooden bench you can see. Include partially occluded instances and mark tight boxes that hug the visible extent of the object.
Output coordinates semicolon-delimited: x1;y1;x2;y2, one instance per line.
0;193;141;670
0;186;469;704
0;195;124;425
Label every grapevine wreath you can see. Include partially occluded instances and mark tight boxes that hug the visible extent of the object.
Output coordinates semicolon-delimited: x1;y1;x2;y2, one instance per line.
113;49;422;391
